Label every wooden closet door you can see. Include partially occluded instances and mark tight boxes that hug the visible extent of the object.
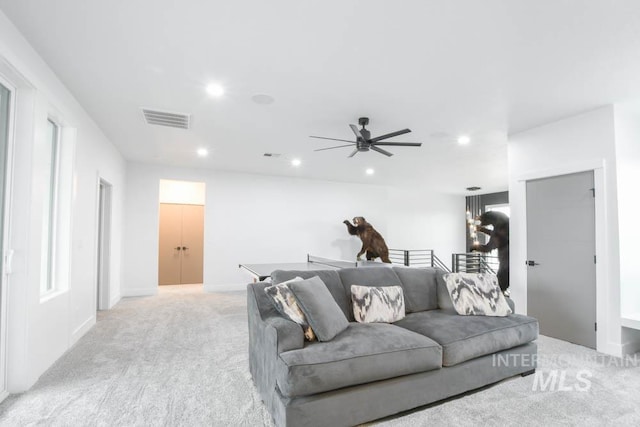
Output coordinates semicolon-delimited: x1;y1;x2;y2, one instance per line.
158;203;183;285
180;204;204;284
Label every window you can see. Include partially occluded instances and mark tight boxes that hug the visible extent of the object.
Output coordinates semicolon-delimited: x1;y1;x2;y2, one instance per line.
0;83;9;279
40;119;60;294
486;203;510;218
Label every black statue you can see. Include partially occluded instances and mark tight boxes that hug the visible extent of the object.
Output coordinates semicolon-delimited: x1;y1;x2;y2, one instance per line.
470;211;510;292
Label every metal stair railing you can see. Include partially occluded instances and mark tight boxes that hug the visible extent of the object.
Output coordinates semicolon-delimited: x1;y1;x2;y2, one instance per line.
388;249;451;272
451;253;499;274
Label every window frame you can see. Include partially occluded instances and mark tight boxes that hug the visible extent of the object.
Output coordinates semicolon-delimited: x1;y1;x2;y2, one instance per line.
41;118;61;295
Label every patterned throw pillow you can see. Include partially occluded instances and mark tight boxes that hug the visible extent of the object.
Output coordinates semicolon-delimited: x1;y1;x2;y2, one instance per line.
350;285;406;323
443;272;512;316
264;277;316;341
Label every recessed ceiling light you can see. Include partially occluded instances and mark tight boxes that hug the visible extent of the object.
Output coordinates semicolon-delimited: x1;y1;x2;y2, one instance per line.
206;83;225;97
365;168;375;175
197;148;209;157
291;158;301;167
457;135;471;145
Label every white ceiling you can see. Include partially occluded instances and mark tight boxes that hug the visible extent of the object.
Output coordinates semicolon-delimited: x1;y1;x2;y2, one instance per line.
2;0;640;194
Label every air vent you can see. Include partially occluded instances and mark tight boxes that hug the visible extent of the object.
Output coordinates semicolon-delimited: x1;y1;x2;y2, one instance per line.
141;108;190;129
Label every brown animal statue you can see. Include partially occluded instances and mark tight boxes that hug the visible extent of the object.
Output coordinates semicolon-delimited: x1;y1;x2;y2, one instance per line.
343;217;391;263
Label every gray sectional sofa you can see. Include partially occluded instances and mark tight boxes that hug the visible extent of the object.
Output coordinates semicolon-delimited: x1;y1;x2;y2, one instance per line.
247;266;539;427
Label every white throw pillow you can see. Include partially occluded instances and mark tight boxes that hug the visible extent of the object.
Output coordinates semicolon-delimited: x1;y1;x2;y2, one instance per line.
443;272;512;316
351;285;406;323
264;277;316;341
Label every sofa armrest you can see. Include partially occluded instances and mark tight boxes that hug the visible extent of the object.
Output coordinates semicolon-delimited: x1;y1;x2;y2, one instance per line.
247;283;304;409
264;316;304;353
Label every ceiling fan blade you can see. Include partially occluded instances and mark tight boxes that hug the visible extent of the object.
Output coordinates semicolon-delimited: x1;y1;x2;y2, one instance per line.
370;146;393;157
372;142;422;147
370;128;411;143
314;144;355;152
309;136;355;143
348;148;359;158
349;124;364;139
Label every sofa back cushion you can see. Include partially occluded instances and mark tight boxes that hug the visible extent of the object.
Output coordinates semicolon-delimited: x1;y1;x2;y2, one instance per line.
436;268;456;311
338;267;403;320
391;266;439;313
249;281;281;319
271;269;352;320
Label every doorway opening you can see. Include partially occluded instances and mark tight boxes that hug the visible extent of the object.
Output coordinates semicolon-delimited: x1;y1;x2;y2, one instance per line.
0;77;14;401
158;180;205;286
96;178;112;310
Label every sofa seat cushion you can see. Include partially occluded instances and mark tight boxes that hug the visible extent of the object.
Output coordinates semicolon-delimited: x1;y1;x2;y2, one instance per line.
394;310;538;367
276;323;442;398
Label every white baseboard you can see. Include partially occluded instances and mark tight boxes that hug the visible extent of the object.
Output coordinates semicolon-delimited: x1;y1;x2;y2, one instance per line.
204;283;247;292
109;293;121;308
71;315;96;345
122;287;158;297
0;389;8;404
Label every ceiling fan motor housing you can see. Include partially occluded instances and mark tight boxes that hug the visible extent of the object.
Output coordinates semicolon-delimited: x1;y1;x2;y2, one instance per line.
356;140;370;151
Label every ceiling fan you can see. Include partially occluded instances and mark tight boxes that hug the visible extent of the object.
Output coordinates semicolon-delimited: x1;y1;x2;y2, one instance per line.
310;117;422;157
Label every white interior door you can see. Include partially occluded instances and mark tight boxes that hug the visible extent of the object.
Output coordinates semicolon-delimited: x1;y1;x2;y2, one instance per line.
526;170;596;348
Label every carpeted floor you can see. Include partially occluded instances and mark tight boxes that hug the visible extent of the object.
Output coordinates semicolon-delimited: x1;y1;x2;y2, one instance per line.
1;285;639;426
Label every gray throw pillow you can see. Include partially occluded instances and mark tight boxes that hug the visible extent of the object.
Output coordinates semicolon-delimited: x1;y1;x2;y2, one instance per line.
289;276;349;341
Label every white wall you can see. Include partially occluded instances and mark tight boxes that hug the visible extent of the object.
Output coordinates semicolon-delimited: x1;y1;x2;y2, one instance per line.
508;106;622;356
613;103;640;319
122;162;464;294
159;179;205;205
386;188;464;268
0;10;125;391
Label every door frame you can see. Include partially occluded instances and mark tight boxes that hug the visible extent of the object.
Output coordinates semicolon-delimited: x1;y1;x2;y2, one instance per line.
95;176;112;310
0;72;17;402
515;160;608;353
